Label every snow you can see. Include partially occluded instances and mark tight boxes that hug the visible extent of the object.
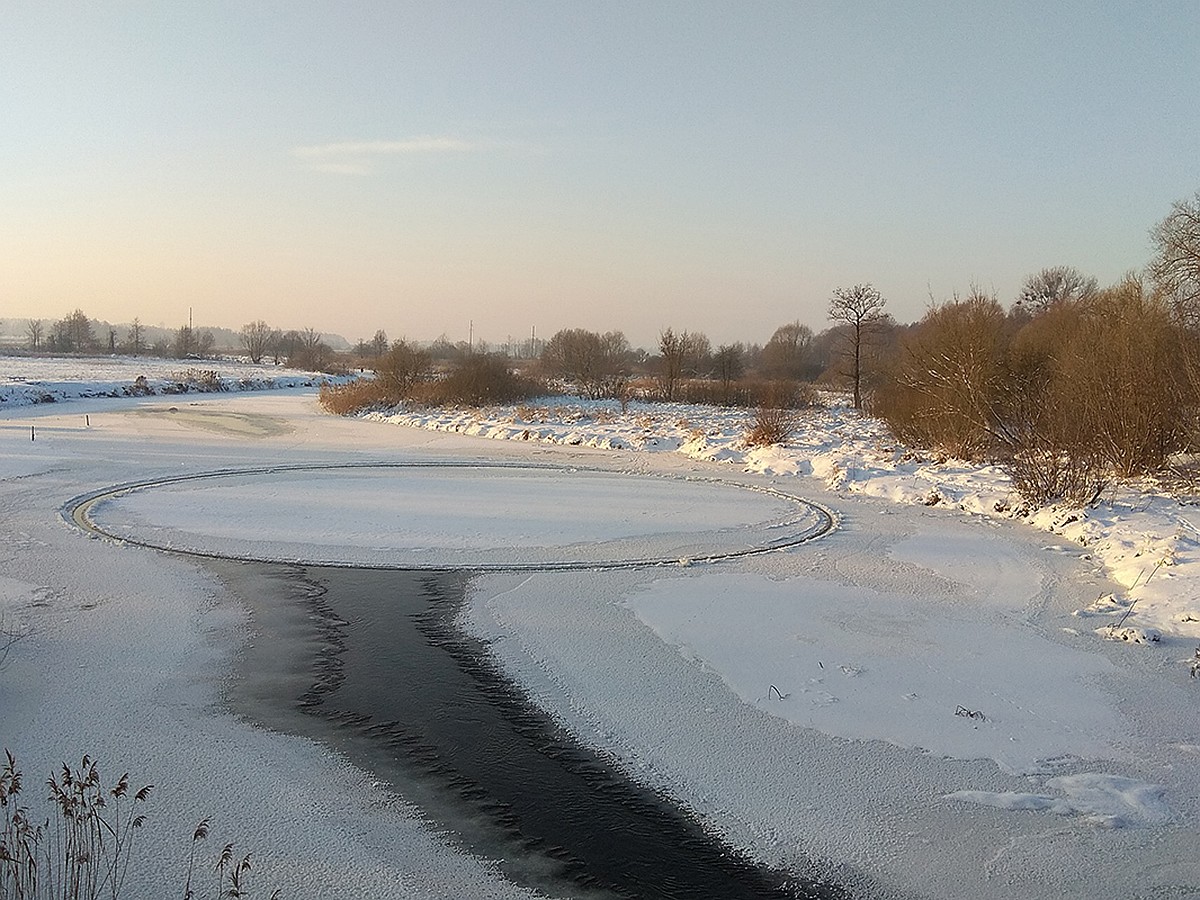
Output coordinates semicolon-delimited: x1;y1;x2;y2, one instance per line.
84;465;821;569
370;396;1200;650
0;354;344;406
625;570;1128;774
1;366;1198;899
946;774;1172;829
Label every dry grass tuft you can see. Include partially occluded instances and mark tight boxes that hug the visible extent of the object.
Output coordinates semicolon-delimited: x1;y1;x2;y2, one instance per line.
2;751;279;900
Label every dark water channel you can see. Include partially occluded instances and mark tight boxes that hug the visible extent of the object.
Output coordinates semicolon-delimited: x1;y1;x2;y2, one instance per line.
219;562;844;900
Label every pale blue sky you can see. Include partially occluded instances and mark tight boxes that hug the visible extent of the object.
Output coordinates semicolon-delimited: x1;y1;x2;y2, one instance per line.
4;2;1198;348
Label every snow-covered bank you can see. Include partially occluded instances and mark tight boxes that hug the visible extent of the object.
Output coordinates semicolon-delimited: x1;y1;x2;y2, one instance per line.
0;354;346;407
367;398;1200;655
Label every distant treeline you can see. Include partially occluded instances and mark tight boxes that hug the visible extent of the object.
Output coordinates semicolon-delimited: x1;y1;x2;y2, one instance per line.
11;189;1200;508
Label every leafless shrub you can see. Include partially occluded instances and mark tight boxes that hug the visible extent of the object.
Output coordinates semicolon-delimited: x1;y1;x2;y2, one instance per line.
873;290;1010;459
318;379;384;415
1004;449;1109;507
124;375;154;397
743;405;803;447
1055;276;1187;477
539;329;631;399
177;370;224;392
876;277;1193;507
412;354;544;407
373;340;431;402
743;382;809;447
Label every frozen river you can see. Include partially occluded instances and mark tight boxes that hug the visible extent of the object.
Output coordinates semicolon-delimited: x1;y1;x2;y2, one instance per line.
1;389;1197;898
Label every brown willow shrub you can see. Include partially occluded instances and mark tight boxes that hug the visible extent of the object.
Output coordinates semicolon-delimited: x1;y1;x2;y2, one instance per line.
415;353;545;406
742;381;813;447
374;340;432;402
875;277;1194;506
874;292;1011;459
672;377;818;409
318;340;434;415
318;378;383;415
743;405;804;447
1052;276;1189;477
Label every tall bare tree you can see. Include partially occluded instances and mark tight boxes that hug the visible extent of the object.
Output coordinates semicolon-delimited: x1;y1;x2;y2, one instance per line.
25;319;43;352
126;318;143;356
712;343;745;404
540;328;629;399
173;324;197;358
828;283;887;409
1150;189;1200;328
657;328;710;401
239;320;276;364
289;327;332;370
53;309;97;353
759;321;814;380
371;329;389;358
1014;266;1098;316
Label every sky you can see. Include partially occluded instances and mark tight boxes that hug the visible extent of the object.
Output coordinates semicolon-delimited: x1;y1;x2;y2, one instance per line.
3;1;1199;350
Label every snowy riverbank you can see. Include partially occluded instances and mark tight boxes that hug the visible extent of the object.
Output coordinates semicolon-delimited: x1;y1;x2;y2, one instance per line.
368;397;1200;655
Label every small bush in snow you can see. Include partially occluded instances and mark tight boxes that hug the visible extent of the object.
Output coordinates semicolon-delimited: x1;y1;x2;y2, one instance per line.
744;404;803;447
418;353;544;406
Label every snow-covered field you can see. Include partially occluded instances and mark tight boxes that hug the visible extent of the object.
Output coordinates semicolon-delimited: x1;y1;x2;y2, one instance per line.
1;363;1198;899
0;354;343;406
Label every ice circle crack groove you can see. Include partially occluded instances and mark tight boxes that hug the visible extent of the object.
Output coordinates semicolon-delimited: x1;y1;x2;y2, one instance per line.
66;462;835;571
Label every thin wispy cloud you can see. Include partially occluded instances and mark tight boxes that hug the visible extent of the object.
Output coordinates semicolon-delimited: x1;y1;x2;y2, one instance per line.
293;137;473;158
302;161;372;176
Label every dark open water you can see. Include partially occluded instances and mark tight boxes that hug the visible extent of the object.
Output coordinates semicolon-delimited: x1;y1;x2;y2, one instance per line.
220;562;848;900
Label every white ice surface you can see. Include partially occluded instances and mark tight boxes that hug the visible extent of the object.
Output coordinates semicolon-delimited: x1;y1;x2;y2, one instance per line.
87;465;811;567
625;571;1128;774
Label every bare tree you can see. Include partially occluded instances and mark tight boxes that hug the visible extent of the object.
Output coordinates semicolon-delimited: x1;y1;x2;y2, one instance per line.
657;329;710;401
540;328;630;399
127;318;143;356
25;319;43;352
173;324;197;358
1149;190;1200;328
197;329;215;356
289;327;333;370
275;329;301;365
759;321;814;380
1014;266;1098;316
828;284;887;409
53;309;97;353
712;343;745;404
371;329;388;358
239;320;276;364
